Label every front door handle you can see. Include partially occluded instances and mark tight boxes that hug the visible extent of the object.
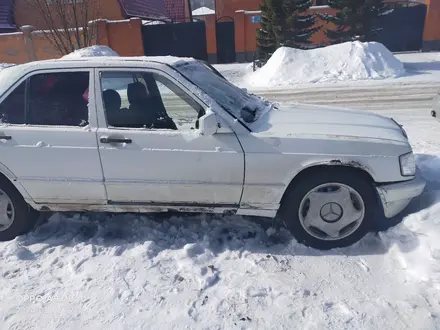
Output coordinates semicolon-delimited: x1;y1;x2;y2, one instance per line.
0;135;11;140
100;137;132;144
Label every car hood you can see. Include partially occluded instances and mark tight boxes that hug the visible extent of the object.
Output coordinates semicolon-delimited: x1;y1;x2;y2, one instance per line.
250;103;408;143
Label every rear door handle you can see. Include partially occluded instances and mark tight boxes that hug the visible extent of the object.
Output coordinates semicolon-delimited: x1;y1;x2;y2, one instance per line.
100;137;132;144
0;135;11;140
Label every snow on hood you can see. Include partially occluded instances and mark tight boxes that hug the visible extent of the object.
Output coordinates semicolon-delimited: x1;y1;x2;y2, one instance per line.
246;41;406;88
251;103;408;143
62;46;119;59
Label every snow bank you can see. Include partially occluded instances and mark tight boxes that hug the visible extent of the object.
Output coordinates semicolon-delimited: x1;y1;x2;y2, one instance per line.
192;6;215;16
62;45;119;59
246;41;406;88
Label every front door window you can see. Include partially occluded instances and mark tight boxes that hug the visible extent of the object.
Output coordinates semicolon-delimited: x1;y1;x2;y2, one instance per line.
100;71;204;131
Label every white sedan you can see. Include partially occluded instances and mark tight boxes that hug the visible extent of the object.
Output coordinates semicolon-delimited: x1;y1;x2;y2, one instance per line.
0;56;425;249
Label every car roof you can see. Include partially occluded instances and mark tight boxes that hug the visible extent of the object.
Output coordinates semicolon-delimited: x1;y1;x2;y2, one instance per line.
10;56;199;72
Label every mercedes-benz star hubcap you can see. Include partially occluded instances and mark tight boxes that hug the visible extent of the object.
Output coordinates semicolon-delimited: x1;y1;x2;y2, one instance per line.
299;183;365;241
0;188;14;232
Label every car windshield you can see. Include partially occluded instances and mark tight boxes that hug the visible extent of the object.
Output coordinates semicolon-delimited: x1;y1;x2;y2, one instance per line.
173;61;272;123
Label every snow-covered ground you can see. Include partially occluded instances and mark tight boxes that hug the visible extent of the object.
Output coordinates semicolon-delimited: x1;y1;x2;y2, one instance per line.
0;47;440;329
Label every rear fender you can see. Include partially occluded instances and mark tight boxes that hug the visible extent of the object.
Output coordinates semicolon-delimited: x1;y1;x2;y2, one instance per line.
0;162;33;202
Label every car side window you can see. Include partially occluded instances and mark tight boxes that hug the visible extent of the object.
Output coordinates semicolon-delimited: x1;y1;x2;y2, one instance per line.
100;71;204;130
0;81;25;125
28;72;90;127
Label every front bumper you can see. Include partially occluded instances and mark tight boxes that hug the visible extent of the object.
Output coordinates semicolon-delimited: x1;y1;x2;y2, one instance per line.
376;169;426;218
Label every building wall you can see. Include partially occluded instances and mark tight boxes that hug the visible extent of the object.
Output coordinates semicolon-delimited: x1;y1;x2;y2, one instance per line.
0;18;144;64
14;0;125;30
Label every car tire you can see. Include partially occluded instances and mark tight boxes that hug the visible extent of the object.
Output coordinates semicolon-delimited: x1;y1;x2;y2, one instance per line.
0;177;37;241
278;168;377;250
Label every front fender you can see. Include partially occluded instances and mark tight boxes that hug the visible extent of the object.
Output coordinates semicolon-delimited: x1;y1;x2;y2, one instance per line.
282;156;379;190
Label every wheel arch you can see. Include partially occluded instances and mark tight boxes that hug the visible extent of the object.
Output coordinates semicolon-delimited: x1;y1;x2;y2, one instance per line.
0;163;33;202
280;161;376;207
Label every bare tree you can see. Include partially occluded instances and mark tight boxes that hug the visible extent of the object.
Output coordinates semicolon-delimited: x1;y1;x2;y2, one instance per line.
21;0;102;55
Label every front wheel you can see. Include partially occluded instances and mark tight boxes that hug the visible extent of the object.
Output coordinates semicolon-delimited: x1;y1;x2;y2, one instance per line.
278;169;377;250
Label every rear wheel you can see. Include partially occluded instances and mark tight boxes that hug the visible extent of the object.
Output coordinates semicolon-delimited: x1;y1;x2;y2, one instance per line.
0;178;37;241
278;168;377;250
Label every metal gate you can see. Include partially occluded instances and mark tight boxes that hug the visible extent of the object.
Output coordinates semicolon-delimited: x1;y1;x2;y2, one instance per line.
142;21;208;61
373;2;427;52
216;17;236;64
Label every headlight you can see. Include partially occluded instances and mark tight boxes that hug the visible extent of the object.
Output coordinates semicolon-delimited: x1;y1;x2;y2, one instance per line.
399;152;416;176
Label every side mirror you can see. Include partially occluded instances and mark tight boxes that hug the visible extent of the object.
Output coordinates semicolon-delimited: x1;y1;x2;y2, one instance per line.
199;112;218;136
241;106;257;123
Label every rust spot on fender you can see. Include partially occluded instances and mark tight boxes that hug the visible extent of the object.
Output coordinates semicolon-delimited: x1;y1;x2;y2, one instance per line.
328;159;367;170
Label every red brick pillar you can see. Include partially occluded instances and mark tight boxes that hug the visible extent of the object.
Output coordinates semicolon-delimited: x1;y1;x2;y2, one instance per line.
234;10;246;63
90;19;109;46
423;0;440;50
204;14;217;63
21;25;36;62
128;17;144;55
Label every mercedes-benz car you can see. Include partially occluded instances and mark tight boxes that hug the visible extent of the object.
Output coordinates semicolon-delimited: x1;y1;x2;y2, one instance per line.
0;56;425;249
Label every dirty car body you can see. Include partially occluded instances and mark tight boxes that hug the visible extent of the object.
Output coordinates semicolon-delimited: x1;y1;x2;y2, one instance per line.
0;57;425;249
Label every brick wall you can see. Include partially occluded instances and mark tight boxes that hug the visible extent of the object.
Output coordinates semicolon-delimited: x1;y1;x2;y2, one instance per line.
14;0;125;30
213;0;440;62
215;0;261;18
233;7;336;62
197;6;337;63
0;18;144;64
0;32;29;63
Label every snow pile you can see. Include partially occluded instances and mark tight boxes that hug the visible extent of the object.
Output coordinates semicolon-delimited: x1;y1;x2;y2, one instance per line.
246;41;406;88
62;45;119;59
192;6;215;16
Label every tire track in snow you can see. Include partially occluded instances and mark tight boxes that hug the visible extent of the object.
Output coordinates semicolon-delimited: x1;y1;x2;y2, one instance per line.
255;85;438;110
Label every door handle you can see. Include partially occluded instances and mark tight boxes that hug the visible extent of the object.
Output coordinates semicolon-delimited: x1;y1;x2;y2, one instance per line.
100;137;132;144
0;135;11;140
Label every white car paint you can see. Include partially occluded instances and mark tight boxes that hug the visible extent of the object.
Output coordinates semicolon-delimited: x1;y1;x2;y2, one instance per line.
0;57;425;221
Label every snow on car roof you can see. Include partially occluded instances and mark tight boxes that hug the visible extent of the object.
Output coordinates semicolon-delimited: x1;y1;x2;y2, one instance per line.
9;56;199;73
57;55;196;66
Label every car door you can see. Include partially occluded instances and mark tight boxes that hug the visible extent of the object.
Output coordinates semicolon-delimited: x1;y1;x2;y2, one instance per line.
0;68;107;205
94;67;244;207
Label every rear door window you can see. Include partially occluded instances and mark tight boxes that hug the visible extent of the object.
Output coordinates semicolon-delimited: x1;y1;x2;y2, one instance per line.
28;72;90;127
